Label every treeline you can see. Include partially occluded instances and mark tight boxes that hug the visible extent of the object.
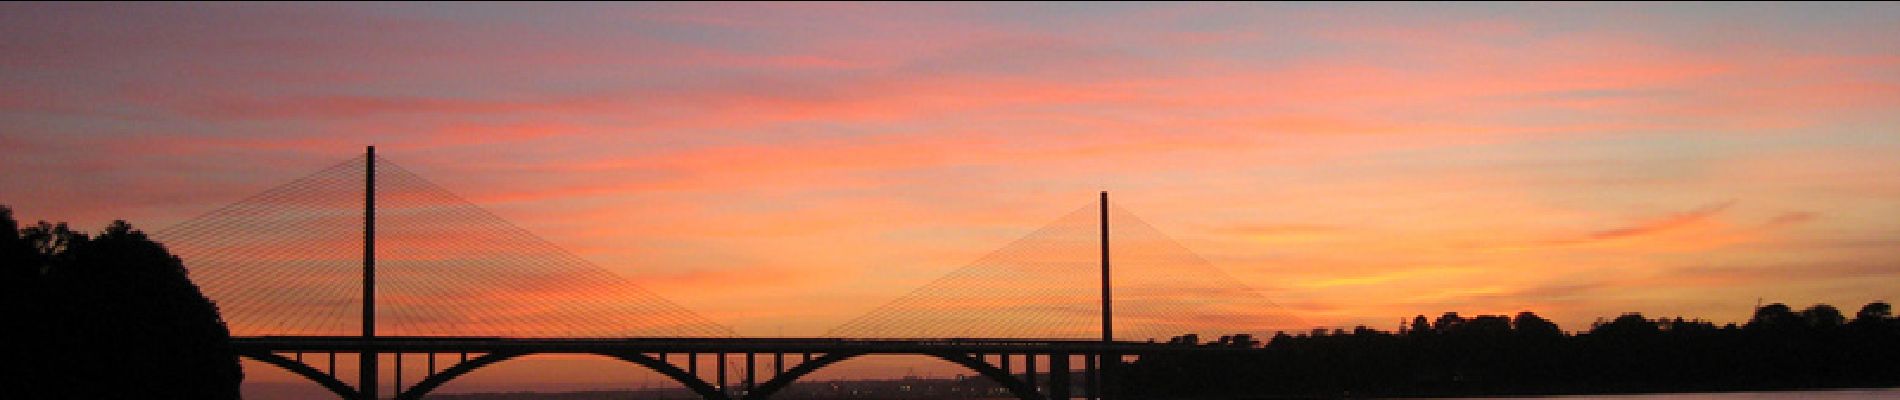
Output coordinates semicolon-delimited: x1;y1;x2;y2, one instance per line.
1120;304;1900;398
2;207;242;399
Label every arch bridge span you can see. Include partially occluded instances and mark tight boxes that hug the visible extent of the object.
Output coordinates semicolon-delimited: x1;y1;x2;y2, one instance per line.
235;336;1230;400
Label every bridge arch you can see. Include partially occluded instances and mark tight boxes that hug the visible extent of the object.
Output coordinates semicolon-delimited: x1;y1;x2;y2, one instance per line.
235;350;358;400
395;351;726;400
742;352;1041;400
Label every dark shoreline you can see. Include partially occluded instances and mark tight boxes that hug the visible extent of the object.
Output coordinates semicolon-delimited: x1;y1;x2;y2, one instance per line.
423;385;1900;400
1401;386;1900;399
1122;306;1900;399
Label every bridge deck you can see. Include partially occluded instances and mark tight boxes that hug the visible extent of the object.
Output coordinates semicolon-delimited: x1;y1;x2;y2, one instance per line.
233;336;1228;354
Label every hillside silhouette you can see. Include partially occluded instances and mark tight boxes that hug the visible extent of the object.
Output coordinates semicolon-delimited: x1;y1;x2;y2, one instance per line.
1121;303;1900;398
3;206;242;399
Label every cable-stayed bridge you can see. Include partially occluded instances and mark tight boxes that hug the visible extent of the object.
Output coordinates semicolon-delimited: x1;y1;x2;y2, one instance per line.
158;147;1304;400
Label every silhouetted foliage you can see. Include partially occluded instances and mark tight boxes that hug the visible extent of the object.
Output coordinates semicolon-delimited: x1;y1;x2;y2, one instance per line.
3;206;242;399
1512;311;1561;339
1855;302;1893;326
1747;302;1801;331
1120;305;1900;398
1408;315;1431;335
1802;304;1845;328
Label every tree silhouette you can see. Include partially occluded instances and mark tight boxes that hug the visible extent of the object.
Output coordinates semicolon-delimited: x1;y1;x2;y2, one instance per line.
1590;313;1660;337
1853;302;1891;325
2;207;32;285
1746;303;1801;331
1409;315;1432;336
1801;304;1846;328
3;206;242;399
1433;312;1465;333
1120;303;1900;398
1512;312;1562;338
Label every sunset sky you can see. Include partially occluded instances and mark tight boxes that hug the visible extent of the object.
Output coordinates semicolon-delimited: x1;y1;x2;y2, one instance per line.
5;2;1900;396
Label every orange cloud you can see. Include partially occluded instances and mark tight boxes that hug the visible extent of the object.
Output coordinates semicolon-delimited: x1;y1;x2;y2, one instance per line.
1567;201;1735;245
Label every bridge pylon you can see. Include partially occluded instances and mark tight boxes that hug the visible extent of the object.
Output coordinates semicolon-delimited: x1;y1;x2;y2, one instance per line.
1101;191;1112;344
361;145;377;400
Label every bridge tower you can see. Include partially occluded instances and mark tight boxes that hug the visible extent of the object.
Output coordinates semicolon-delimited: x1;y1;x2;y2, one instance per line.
1099;191;1113;400
362;146;377;400
1100;191;1111;343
